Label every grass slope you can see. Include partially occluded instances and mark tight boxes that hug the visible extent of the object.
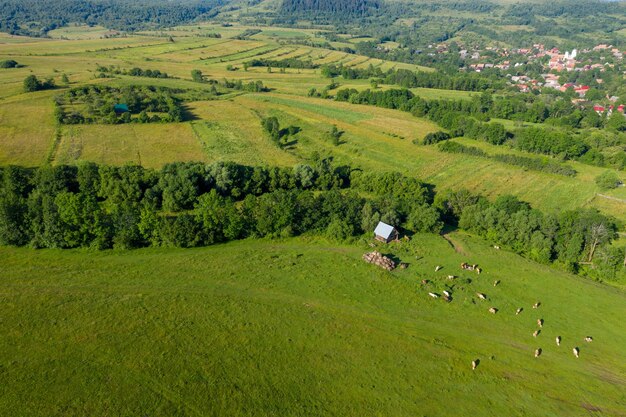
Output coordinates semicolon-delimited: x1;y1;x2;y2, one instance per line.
1;233;625;416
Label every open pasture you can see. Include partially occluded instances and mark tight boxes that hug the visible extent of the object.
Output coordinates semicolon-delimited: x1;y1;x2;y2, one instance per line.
47;25;118;40
0;233;624;416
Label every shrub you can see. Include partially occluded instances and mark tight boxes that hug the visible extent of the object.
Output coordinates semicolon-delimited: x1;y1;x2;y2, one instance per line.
0;59;19;68
595;171;622;190
422;131;451;145
438;141;487;157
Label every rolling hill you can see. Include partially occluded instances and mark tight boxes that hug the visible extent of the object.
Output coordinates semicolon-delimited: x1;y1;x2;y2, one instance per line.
1;233;624;416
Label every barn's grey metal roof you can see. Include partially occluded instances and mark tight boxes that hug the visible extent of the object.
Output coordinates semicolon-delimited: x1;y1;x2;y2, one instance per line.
374;221;395;239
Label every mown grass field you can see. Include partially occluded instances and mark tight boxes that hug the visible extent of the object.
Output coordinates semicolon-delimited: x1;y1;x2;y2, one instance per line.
1;233;624;416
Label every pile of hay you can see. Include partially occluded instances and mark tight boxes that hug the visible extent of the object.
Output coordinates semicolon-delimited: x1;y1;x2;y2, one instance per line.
363;251;396;271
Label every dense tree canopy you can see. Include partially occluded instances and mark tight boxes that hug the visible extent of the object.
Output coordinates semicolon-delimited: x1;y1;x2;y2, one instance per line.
0;161;621;281
0;0;223;36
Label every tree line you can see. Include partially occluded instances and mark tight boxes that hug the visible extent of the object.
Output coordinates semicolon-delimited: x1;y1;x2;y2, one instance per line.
334;88;626;168
245;58;318;70
322;64;506;92
0;161;622;281
97;65;172;79
437;141;578;177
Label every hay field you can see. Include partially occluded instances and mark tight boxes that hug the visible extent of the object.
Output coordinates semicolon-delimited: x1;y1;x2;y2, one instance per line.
54;123;206;168
0;93;56;166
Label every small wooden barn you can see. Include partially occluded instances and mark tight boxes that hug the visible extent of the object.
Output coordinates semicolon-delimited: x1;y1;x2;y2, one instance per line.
374;221;399;243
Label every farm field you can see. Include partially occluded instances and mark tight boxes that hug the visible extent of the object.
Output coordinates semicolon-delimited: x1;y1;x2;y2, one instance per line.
1;233;625;416
0;22;624;225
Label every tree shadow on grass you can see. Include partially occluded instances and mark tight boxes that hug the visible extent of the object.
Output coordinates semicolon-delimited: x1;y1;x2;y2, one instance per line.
180;104;200;121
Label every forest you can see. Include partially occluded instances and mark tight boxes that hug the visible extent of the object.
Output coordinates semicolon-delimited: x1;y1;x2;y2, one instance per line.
0;161;622;280
0;0;223;36
280;0;380;16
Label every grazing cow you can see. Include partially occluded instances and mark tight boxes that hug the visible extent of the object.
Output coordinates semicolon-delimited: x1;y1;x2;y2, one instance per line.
443;290;451;297
556;336;561;346
421;279;429;284
489;307;498;314
573;347;580;358
516;307;523;315
476;267;482;275
533;330;540;337
476;293;487;300
584;336;593;343
443;295;451;303
428;292;439;298
494;245;501;250
535;348;542;358
533;302;541;309
472;360;478;370
435;265;442;272
447;275;456;280
537;319;543;327
493;280;500;286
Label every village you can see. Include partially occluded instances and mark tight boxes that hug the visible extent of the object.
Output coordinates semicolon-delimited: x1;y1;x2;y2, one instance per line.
430;42;626;117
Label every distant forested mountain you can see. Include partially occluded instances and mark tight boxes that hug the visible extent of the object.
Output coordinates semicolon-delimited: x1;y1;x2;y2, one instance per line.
0;0;224;36
280;0;380;15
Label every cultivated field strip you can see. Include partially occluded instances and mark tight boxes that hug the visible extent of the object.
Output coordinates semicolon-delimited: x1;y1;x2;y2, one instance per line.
0;37;170;57
198;44;281;64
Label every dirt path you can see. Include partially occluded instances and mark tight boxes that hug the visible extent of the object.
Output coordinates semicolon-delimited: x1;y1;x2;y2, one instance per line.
597;194;626;204
441;233;468;256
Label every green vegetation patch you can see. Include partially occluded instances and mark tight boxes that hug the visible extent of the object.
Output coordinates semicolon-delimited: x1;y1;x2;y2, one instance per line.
254;95;372;123
0;234;625;416
54;85;184;124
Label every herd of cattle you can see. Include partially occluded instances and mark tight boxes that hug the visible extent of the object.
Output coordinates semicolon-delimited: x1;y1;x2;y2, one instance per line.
423;261;594;369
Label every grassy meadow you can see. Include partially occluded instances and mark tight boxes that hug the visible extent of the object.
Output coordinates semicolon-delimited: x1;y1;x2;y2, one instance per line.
0;233;624;416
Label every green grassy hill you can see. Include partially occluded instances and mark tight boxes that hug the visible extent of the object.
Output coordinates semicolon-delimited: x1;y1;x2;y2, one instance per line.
1;233;625;416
